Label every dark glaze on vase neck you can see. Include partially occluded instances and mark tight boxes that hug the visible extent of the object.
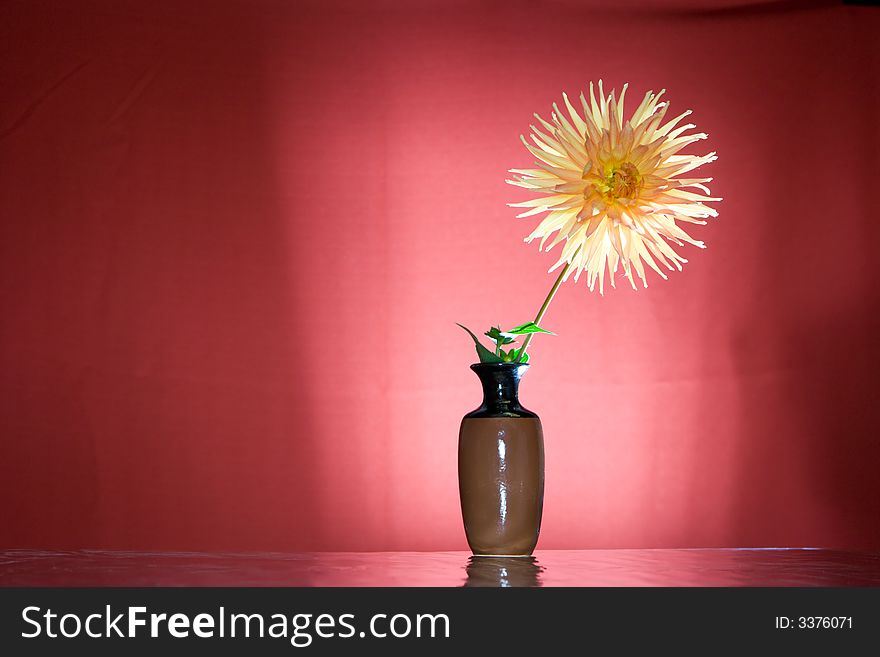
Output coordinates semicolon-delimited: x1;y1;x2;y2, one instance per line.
465;363;537;419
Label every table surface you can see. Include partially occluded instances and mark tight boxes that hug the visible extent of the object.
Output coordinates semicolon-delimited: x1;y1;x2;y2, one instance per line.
2;549;880;587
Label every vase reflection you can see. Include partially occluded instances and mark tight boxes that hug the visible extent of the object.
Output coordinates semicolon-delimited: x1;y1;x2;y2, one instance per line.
463;556;544;587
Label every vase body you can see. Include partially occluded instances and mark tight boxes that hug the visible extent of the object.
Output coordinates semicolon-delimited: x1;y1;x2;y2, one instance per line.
458;363;544;557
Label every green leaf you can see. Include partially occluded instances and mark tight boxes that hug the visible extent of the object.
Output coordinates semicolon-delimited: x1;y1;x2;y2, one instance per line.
508;346;531;364
484;326;515;346
502;348;521;362
457;323;503;363
504;321;555;336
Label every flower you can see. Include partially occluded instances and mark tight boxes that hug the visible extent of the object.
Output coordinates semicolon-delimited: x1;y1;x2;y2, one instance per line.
507;81;720;294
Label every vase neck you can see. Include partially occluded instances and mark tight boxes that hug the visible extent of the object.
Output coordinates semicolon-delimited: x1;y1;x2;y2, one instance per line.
469;363;534;417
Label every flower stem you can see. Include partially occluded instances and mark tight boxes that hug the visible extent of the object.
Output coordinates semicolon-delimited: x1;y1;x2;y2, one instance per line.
517;253;577;362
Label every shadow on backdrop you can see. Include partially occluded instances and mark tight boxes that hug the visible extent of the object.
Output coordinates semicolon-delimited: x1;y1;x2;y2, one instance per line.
723;3;880;548
0;1;323;553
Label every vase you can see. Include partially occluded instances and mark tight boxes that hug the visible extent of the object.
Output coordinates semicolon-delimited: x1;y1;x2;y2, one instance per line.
458;362;544;556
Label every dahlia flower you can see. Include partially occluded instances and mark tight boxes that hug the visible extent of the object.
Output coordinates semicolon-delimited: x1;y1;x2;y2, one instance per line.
507;81;719;294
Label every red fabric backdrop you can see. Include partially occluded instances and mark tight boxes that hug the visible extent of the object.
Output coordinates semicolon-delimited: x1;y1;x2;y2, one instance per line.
2;0;879;551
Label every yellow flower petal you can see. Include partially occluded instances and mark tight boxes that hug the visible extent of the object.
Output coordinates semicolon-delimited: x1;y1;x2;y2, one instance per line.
507;83;719;293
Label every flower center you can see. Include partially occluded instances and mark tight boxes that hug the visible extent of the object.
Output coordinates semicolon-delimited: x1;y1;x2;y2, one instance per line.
601;162;642;202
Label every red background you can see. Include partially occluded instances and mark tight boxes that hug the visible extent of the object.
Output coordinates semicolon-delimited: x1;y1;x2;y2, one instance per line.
2;0;879;552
